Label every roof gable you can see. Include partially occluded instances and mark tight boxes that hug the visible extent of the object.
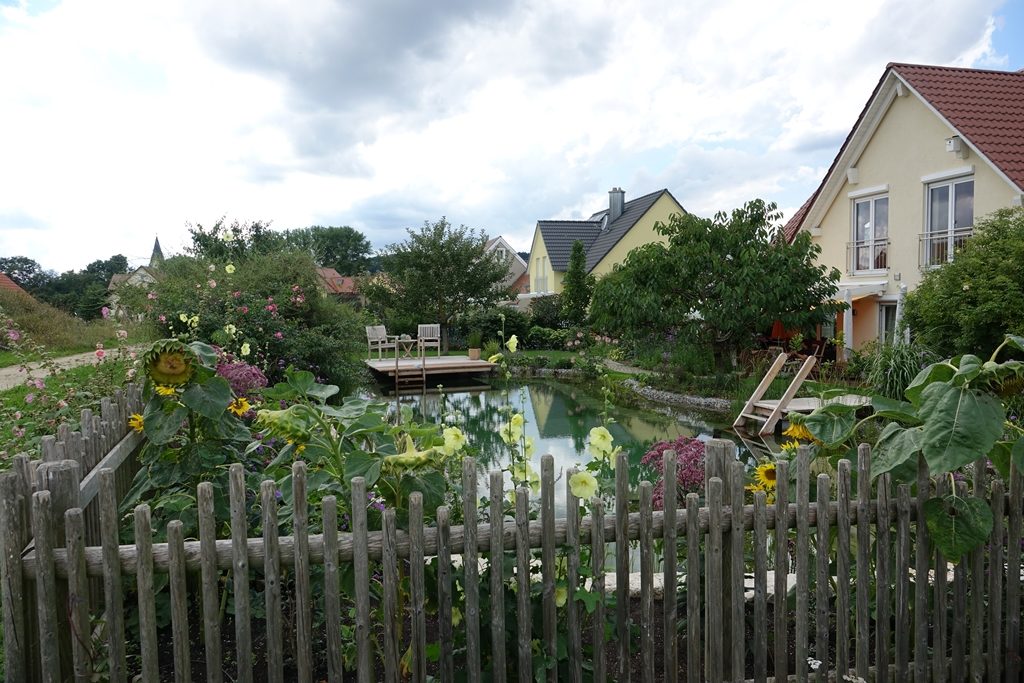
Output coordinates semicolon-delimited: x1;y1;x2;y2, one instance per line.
0;273;30;297
537;220;602;271
584;189;674;271
784;62;1024;241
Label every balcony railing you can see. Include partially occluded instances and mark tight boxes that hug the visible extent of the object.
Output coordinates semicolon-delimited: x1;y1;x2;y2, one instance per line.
919;228;973;268
845;238;889;273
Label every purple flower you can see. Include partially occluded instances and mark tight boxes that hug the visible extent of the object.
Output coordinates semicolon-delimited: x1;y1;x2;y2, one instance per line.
642;436;705;510
216;360;268;398
6;329;20;342
101;306;110;319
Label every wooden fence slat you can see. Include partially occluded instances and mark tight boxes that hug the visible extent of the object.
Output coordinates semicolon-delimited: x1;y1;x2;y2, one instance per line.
198;482;223;683
855;445;871;681
65;508;91;683
913;455;930;683
773;459;790;683
969;458;986;683
0;472;27;683
437;505;454;683
32;491;60;681
615;452;631;683
168;520;192;683
836;459;852;679
491;470;509;683
639;481;654;683
988;478;1004;683
542;454;557;683
292;462;312;683
323;496;344;683
875;473;891;683
1006;462;1022;680
707;477;723;683
462;458;482;682
663;450;678;683
951;481;967;683
409;493;426;683
591;495;608;683
261;480;284;683
794;448;810;683
753;491;768;683
933;475;948;683
686;492;701;683
134;504;159;683
381;507;398;683
814;474;830;683
350;477;371;683
99;470;126;683
894;484;911;682
229;464;253;683
516;486;532;683
729;460;744;683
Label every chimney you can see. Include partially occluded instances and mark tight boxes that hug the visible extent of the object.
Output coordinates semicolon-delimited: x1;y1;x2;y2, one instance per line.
608;187;625;223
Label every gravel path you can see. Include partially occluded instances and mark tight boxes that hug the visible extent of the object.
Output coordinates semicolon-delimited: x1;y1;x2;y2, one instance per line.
0;348;137;391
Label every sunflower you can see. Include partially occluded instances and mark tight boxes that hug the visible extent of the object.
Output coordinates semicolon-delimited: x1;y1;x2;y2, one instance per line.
154;385;178;397
227;397;252;417
128;413;145;433
753;462;777;490
782;421;815;441
143;339;196;386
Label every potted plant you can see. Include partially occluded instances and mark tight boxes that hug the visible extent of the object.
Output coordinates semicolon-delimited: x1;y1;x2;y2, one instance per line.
467;330;482;360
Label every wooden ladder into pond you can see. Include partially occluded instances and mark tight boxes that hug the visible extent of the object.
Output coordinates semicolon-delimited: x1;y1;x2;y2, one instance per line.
393;348;426;394
733;352;816;435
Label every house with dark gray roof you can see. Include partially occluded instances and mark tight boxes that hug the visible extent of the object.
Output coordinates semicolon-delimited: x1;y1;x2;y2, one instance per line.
525;187;684;295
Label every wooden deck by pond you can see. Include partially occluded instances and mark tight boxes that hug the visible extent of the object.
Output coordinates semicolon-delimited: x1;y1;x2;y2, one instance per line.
364;354;497;392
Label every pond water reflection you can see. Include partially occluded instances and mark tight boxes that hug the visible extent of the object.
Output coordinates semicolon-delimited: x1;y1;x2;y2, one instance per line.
392;380;749;513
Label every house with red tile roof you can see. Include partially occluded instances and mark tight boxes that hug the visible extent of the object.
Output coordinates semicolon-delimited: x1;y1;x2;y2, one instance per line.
784;63;1024;356
0;272;31;298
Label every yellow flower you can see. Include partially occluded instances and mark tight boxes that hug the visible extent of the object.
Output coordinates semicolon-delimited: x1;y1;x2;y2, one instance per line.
555;585;567;607
155;385;178;397
780;440;800;456
753;461;777;490
179;313;188;322
225;263;236;274
188;315;200;328
224;324;237;336
240;343;251;356
588;426;614;458
511;461;540;494
505;334;518;353
510;413;524;429
524;436;535;457
286;439;307;454
452;606;462;627
487;353;503;364
442;426;466;455
499;421;523;445
782;422;815;441
228;397;251;417
569;471;599;500
128;413;144;433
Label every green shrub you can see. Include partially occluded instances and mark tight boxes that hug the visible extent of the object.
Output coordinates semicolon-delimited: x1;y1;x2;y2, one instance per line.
526;325;568;350
456;306;530;345
866;339;936;400
529;294;565;329
482;339;501;358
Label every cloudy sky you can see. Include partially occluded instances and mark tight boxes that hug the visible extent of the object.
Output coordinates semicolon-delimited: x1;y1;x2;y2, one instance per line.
1;0;1021;273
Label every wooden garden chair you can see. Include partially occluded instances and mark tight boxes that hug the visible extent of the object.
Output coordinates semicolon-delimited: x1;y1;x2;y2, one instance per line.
417;324;441;357
366;325;397;359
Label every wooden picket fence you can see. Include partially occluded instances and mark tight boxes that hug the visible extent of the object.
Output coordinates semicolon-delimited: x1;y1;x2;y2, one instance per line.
1;429;1022;682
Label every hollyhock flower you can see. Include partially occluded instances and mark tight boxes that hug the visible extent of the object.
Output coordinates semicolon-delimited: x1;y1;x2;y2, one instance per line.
233;290;242;298
31;378;45;390
239;306;249;314
158;315;166;323
25;393;35;404
117;329;128;340
208;279;217;289
6;329;20;342
179;313;188;322
95;349;106;360
56;400;67;409
506;335;519;353
101;306;110;319
147;291;157;300
569;471;599;500
224;324;237;336
265;304;277;313
588;426;613;458
225;264;236;274
274;332;283;340
442;426;466;455
240;343;251;356
208;264;216;272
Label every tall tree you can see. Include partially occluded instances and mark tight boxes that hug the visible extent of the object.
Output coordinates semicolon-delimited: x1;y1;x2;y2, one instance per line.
187;218;284;262
560;240;595;326
285;225;372;274
0;256;52;291
361;218;510;350
590;199;844;367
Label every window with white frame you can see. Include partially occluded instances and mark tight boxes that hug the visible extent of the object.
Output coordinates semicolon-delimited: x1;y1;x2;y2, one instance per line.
851;195;889;272
879;303;898;344
923;177;974;267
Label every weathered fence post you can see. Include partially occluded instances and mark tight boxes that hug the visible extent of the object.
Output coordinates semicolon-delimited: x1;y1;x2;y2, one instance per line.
704;439;734;679
0;470;29;682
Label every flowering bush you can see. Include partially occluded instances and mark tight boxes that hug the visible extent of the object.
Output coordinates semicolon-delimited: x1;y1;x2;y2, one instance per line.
640;435;705;509
216;357;268;398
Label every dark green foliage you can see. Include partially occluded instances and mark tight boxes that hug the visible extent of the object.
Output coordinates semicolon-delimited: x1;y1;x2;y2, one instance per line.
590;199;844;366
526;325;568;350
528;294;565;329
186;218;285;262
283;225;372;275
863;339;936;400
560;240;594;326
31;254;130;319
456;306;531;347
0;256;52;291
904;206;1024;356
362;218;512;349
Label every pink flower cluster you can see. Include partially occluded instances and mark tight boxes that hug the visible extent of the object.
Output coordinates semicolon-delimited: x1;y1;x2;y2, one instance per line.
641;436;705;510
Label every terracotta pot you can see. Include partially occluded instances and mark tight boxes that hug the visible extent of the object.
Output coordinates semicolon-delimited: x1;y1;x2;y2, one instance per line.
468;348;481;361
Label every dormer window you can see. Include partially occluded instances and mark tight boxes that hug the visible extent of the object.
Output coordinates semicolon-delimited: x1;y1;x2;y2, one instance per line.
850;194;889;273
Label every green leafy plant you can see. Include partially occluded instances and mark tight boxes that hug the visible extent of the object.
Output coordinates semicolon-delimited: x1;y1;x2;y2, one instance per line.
799;333;1024;560
466;330;483;348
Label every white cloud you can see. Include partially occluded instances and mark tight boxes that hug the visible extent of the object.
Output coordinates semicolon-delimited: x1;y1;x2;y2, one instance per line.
0;0;1014;271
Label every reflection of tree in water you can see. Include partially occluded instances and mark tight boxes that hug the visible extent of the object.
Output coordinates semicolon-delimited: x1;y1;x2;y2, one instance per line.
402;390;519;469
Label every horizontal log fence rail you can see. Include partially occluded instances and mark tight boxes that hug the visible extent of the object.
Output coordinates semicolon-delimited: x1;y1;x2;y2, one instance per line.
1;437;1021;682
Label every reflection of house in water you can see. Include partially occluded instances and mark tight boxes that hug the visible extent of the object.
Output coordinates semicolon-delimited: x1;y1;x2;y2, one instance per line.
527;381;700;450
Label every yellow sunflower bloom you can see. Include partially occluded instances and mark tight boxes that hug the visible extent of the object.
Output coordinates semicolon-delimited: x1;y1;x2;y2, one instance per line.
154;385;178;397
128;413;145;433
782;422;815;441
753;462;777;490
227;397;251;417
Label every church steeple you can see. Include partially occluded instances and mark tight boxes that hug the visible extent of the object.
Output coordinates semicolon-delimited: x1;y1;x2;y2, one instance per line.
149;237;164;268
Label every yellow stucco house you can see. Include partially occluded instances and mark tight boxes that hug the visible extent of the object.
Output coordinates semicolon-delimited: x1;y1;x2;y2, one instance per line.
525;187;685;296
784;63;1024;355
